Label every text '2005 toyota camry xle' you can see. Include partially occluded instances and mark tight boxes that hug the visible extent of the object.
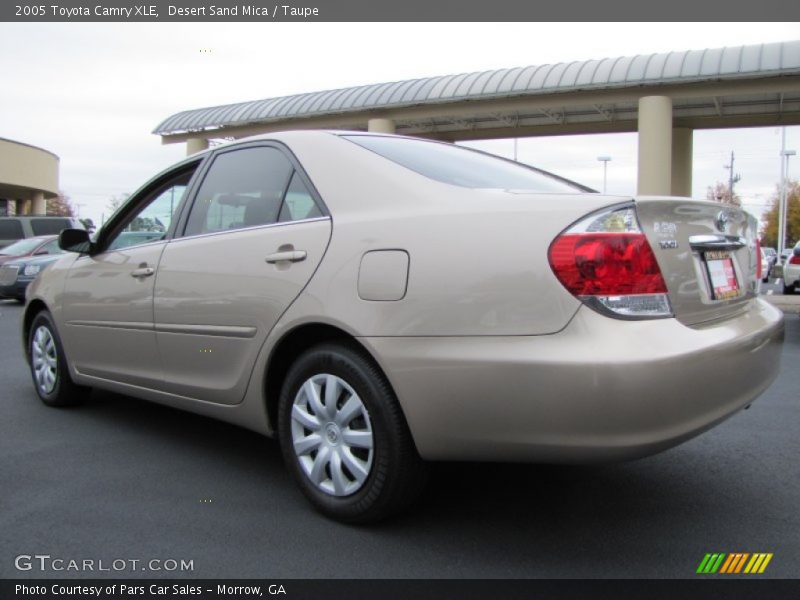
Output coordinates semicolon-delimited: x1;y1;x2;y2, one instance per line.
22;131;784;522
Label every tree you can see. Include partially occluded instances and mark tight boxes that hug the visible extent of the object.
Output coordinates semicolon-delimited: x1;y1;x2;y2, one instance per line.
46;191;75;217
706;181;742;207
760;179;800;249
106;193;129;216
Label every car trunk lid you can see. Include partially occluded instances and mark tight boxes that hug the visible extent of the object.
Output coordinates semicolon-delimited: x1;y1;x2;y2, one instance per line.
634;197;759;326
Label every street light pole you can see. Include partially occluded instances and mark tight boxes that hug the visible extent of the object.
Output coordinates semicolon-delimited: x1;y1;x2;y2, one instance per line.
778;127;796;259
781;148;796;257
597;156;611;194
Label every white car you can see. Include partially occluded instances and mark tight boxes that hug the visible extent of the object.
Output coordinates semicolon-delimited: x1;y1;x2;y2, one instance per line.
783;242;800;294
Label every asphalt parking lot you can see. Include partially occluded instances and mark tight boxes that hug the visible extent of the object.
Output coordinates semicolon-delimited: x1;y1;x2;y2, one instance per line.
1;298;798;579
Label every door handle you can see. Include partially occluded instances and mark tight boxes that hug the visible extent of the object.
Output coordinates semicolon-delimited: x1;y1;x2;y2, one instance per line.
130;266;155;278
265;250;307;264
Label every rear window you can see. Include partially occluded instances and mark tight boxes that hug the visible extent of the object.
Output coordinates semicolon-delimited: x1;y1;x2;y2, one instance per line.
0;220;24;241
344;135;585;193
31;218;72;236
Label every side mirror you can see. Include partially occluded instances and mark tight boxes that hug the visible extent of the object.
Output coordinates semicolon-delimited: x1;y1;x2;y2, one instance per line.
59;229;93;254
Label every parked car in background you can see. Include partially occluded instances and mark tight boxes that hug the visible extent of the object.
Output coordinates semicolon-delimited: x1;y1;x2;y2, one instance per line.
21;131;784;523
762;246;778;270
0;236;61;266
783;242;800;294
760;248;770;283
0;216;84;249
0;252;63;302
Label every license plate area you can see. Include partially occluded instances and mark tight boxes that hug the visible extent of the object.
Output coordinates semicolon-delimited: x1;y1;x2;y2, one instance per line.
704;250;740;300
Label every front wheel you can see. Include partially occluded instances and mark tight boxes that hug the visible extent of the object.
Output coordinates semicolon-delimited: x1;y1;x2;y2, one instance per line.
28;311;86;407
278;342;427;523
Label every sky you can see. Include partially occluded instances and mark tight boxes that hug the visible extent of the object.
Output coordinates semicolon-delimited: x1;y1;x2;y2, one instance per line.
0;22;798;226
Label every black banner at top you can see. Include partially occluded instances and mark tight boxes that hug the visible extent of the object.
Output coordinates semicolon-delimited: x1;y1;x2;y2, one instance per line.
3;0;800;22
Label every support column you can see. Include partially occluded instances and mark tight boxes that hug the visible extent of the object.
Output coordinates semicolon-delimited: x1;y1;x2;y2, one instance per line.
31;191;46;215
671;128;693;197
367;118;395;134
637;96;673;196
20;198;32;215
186;138;209;156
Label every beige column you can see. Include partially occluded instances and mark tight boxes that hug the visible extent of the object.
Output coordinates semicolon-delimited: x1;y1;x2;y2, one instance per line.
367;118;395;134
20;198;32;215
31;191;46;215
671;128;693;197
637;96;673;196
186;138;209;156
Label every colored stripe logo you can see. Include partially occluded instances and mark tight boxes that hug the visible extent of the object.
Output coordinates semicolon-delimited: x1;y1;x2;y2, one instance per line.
696;553;773;574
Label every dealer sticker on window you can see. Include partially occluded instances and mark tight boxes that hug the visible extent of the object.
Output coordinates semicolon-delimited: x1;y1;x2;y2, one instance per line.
704;250;740;300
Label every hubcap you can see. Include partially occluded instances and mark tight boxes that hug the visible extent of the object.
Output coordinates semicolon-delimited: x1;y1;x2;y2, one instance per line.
290;373;374;497
31;325;58;395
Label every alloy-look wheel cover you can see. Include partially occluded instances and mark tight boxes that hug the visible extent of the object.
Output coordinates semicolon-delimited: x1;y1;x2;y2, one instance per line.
32;325;58;395
290;373;374;496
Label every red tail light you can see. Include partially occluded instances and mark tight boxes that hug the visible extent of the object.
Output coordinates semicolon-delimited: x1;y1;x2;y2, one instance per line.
790;255;800;265
549;233;668;296
548;204;672;319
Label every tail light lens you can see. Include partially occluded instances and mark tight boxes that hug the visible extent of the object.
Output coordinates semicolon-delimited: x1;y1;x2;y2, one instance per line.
790;255;800;265
548;204;673;319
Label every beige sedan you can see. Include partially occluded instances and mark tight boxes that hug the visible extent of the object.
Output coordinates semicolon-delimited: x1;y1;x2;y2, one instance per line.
23;131;784;522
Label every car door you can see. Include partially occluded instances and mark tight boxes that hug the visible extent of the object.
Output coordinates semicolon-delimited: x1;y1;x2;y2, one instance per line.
153;143;331;405
61;161;201;388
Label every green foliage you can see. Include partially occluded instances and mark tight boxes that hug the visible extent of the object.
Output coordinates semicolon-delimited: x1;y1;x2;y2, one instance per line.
760;179;800;248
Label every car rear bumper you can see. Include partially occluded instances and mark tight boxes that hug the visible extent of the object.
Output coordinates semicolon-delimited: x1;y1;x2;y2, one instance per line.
360;298;784;462
784;264;800;286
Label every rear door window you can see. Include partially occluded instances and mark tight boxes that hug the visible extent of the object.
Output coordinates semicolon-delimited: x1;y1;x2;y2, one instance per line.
279;172;323;222
184;147;294;237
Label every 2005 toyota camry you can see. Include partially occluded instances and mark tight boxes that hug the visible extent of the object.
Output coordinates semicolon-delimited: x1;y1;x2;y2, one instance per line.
22;131;784;522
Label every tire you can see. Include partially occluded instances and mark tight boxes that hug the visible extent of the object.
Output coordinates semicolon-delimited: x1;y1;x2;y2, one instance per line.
278;342;427;523
783;281;796;295
28;311;86;407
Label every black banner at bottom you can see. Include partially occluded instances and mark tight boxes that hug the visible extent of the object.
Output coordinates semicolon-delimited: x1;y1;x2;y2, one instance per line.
3;579;800;600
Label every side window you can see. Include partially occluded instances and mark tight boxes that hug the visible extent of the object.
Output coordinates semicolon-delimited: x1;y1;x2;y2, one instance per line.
278;172;323;222
105;167;195;251
31;218;71;236
39;239;62;254
0;220;24;241
184;147;293;237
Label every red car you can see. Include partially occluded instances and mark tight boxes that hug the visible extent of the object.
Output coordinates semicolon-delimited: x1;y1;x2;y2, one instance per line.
0;236;61;266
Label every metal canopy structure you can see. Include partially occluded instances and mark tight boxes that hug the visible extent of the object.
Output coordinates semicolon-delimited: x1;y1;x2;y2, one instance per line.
155;40;800;144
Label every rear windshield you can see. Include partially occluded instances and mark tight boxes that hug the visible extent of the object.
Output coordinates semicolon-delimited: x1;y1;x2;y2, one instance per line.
0;219;24;241
344;135;586;193
31;218;72;236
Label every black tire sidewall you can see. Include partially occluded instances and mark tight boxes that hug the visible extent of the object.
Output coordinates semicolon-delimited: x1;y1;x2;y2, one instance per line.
277;343;406;523
28;311;74;406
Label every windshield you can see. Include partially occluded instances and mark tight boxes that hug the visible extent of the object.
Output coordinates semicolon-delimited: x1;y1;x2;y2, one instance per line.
0;237;44;256
343;135;588;193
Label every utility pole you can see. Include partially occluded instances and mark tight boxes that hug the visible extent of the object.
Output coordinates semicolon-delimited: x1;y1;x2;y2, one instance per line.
723;151;741;203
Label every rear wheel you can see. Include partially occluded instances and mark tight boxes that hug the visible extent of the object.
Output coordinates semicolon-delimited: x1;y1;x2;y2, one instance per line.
28;311;86;407
783;280;796;295
278;342;427;523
